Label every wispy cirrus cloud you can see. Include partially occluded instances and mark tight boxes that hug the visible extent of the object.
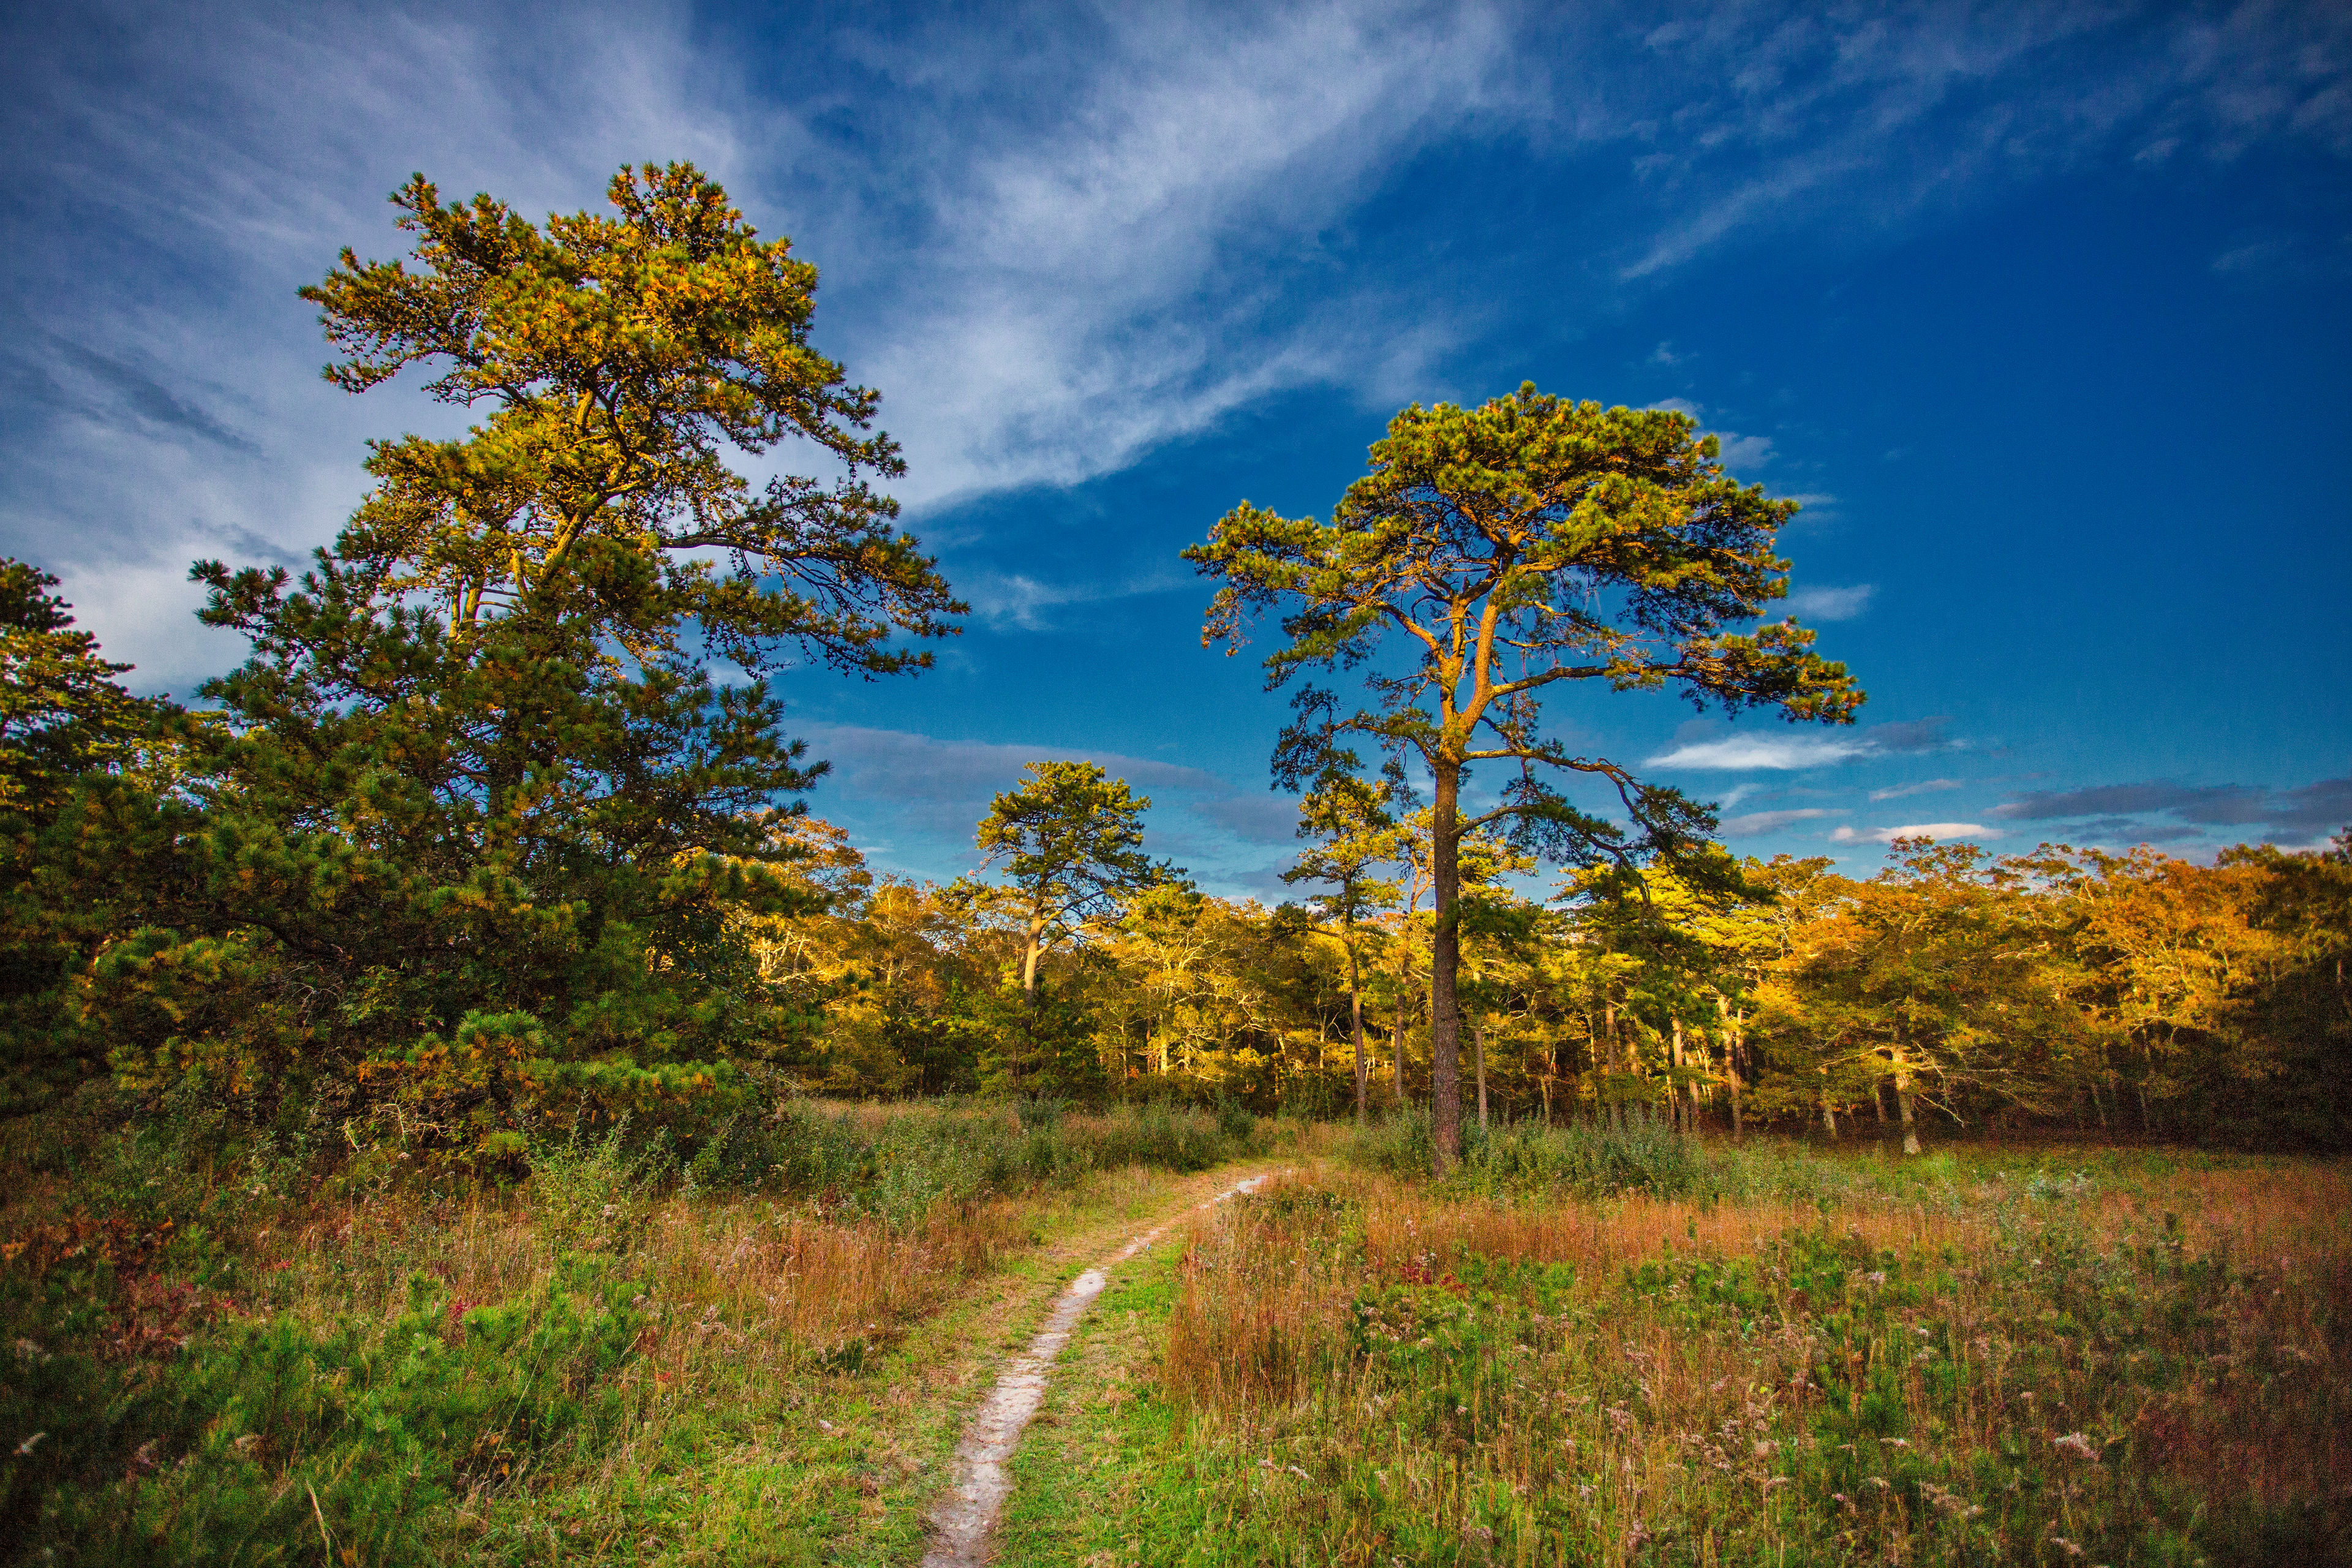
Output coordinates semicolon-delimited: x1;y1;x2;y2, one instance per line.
1869;777;1962;803
1616;1;2352;281
1720;807;1836;836
956;565;1189;631
1785;584;1875;622
6;0;2346;699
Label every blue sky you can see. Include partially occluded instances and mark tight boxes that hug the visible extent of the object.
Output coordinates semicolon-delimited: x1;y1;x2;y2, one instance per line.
4;1;2346;897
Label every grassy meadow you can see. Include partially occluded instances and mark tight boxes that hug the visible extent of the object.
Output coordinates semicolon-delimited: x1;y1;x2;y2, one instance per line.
0;1095;1289;1565
6;1101;2346;1567
1005;1126;2352;1568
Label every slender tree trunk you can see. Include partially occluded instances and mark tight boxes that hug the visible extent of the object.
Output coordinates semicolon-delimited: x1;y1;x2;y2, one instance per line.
1474;1022;1488;1131
1719;996;1746;1145
1820;1069;1839;1139
1603;1000;1620;1129
1428;765;1464;1173
1392;1006;1407;1113
1670;1014;1687;1134
1344;924;1367;1125
1893;1050;1921;1156
1874;1080;1888;1125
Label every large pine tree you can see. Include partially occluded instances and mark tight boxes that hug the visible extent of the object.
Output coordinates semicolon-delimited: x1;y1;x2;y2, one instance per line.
81;165;962;1159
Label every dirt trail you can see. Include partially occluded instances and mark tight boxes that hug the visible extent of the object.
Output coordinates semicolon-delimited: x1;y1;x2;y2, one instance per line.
919;1167;1280;1567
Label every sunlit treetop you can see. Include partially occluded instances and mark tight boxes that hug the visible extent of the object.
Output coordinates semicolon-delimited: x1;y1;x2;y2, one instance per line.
1190;383;1863;882
276;161;962;677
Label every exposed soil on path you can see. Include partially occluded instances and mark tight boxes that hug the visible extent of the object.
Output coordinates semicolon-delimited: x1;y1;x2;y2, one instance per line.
918;1166;1283;1567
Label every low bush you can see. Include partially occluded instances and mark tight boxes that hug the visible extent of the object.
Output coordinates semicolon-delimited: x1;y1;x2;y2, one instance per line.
683;1098;1259;1223
1348;1107;1745;1200
6;1248;646;1566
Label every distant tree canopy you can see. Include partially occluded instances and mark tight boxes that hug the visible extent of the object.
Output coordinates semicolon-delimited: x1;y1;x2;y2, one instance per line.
1283;765;1404;1120
1188;384;1861;1169
962;761;1179;997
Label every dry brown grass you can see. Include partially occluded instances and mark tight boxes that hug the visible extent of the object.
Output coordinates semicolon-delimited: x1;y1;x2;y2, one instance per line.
1147;1153;2352;1566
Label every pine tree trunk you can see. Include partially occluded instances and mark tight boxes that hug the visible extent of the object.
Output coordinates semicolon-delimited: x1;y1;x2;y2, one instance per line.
1022;917;1045;999
1428;764;1464;1174
1474;1022;1488;1131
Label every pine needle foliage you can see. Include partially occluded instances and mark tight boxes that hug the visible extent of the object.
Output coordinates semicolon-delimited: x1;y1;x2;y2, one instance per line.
70;166;961;1163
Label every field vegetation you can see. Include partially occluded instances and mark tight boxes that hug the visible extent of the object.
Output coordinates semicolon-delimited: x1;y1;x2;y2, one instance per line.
0;1094;1286;1563
1016;1134;2351;1567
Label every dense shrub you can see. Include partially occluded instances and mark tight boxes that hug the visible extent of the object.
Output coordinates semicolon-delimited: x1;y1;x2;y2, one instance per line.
683;1098;1257;1223
1349;1108;1717;1199
6;1261;647;1567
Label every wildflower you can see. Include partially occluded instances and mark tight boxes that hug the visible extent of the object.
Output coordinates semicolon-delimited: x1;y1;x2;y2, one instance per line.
2051;1432;2100;1463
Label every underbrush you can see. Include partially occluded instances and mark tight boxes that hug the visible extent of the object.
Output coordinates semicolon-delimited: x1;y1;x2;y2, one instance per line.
0;1094;1276;1565
687;1096;1263;1222
1137;1149;2352;1566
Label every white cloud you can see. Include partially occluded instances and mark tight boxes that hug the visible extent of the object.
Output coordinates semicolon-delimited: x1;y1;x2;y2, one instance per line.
1618;2;2352;280
846;3;1518;507
2;0;753;689
1649;733;1873;770
1829;821;1997;845
11;0;2348;688
956;565;1188;631
1719;807;1834;835
1784;583;1875;621
1649;715;1958;772
1868;777;1962;802
1711;431;1774;470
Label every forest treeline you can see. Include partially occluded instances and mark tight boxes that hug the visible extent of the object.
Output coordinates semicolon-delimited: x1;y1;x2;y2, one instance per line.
3;161;2345;1167
657;801;2352;1151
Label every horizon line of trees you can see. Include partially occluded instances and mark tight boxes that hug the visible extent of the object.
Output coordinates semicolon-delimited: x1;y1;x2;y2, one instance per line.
731;795;2352;1152
3;160;2343;1169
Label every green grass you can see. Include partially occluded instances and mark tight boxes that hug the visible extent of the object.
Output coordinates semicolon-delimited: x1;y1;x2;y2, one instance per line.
0;1097;1279;1567
993;1243;1193;1567
1063;1141;2352;1567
